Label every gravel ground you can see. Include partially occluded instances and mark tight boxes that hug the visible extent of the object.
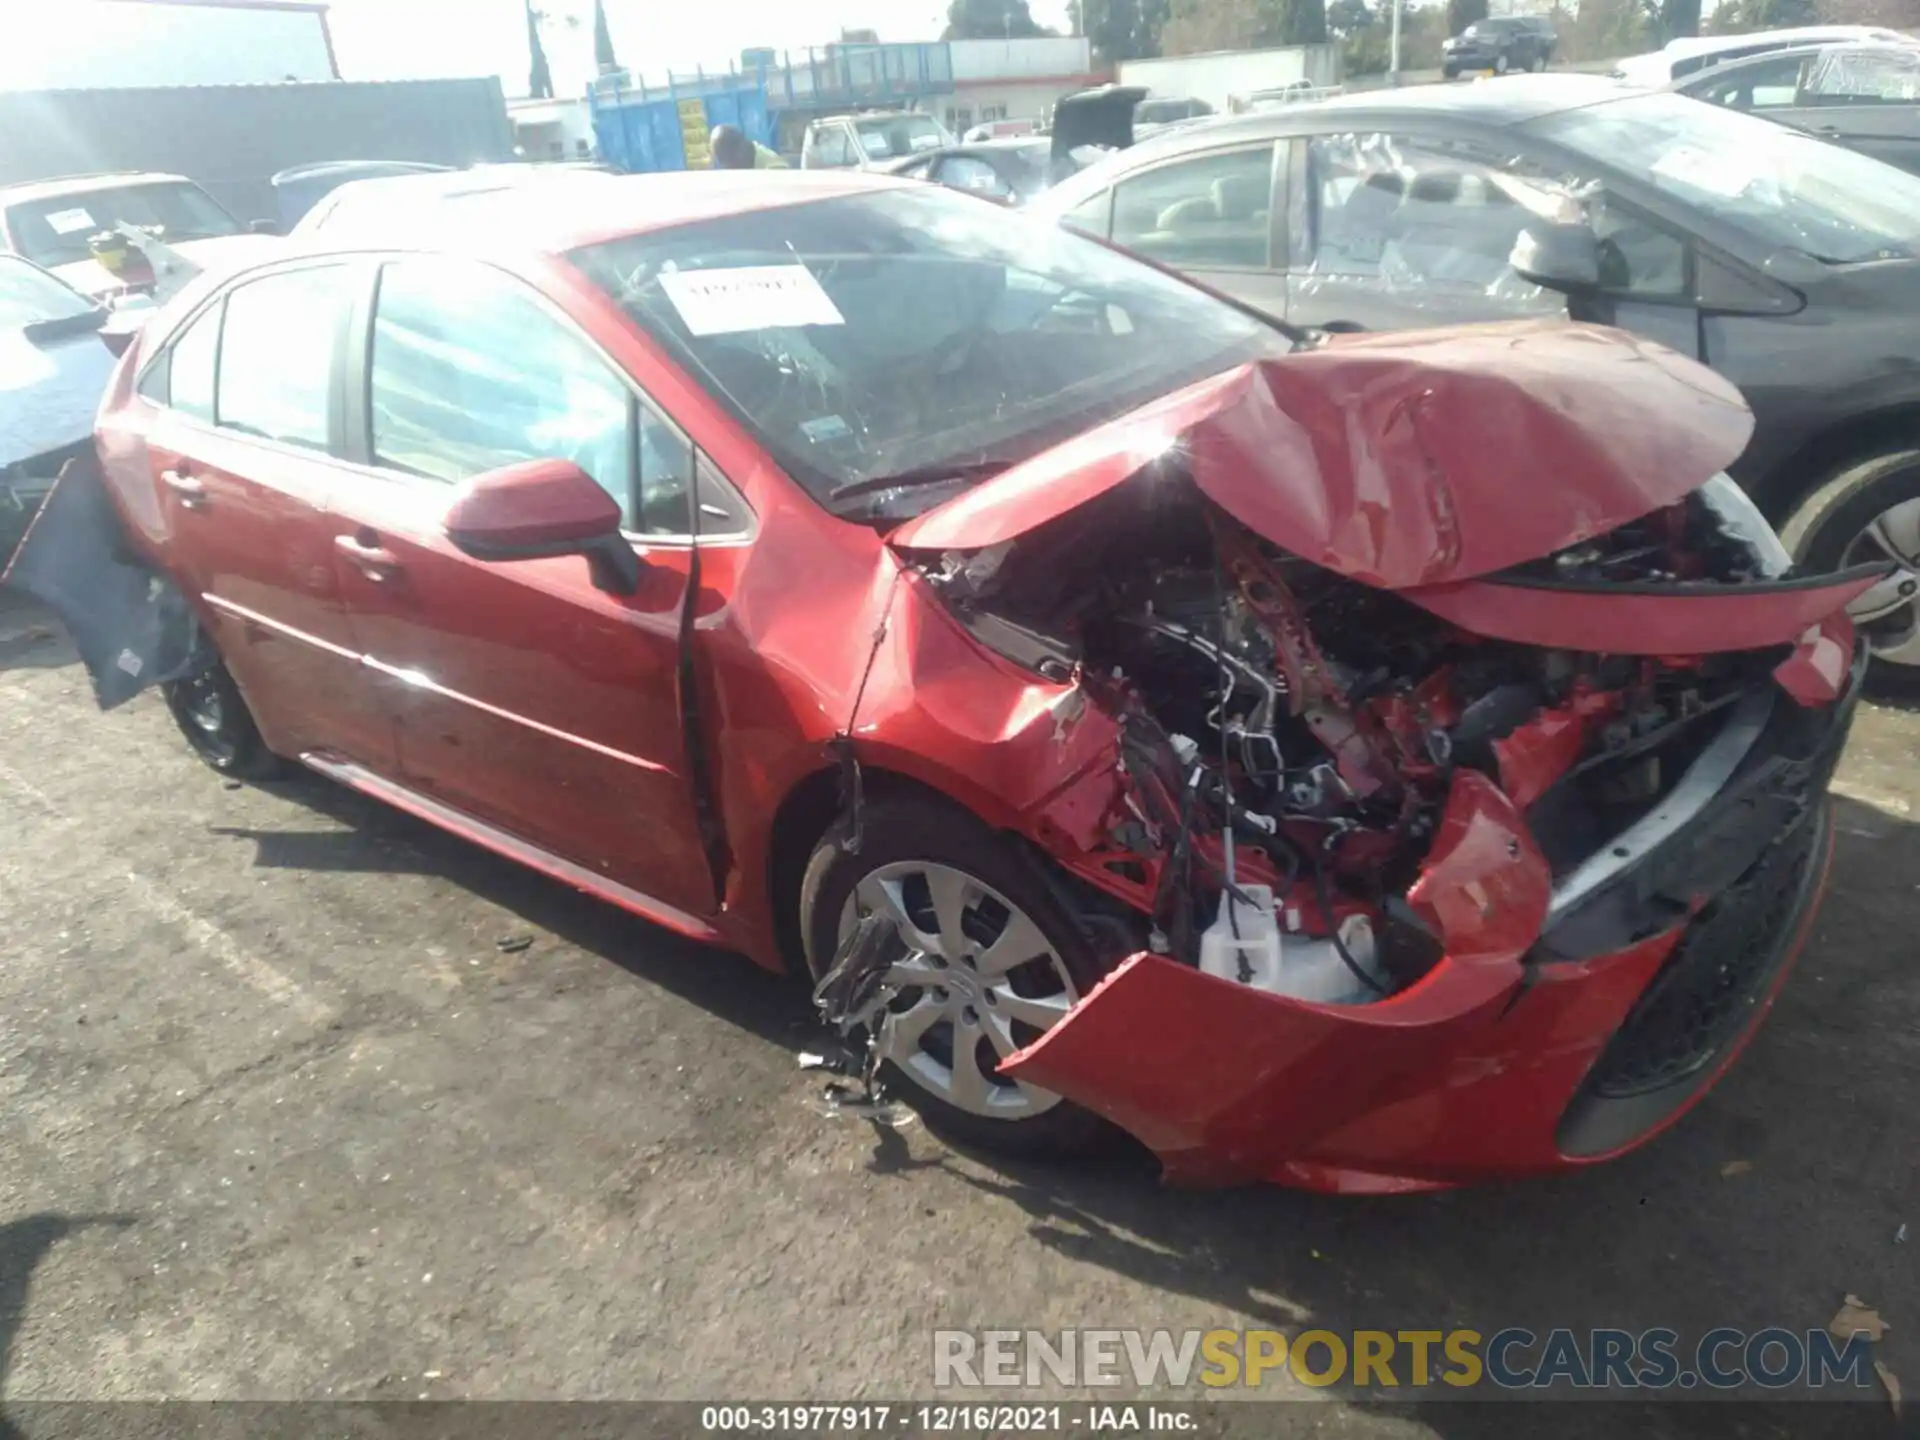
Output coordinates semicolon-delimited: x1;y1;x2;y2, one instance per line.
0;591;1912;1438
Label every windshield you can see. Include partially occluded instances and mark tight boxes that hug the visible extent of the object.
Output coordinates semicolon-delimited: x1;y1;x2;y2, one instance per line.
854;115;949;159
570;189;1282;514
1529;90;1920;263
0;255;95;328
4;181;243;267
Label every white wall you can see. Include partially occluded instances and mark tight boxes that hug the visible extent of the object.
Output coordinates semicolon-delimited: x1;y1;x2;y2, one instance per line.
1120;45;1341;112
0;0;336;90
509;98;595;160
949;37;1092;82
945;77;1089;132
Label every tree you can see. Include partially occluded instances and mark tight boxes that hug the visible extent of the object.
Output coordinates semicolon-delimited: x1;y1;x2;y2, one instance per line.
1709;0;1815;28
1070;0;1170;63
1328;0;1375;34
1446;0;1489;36
591;0;619;73
1161;0;1324;51
525;0;553;99
1276;0;1329;44
945;0;1047;39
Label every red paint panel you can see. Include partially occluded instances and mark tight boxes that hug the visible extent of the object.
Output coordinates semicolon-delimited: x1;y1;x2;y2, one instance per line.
1772;613;1856;707
891;322;1752;588
443;459;623;548
1406;771;1552;966
1405;570;1885;654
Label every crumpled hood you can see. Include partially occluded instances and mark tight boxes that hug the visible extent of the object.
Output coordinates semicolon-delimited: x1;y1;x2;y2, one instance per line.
888;320;1755;590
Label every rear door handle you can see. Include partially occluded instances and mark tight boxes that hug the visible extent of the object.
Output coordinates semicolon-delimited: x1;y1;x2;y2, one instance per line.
161;469;207;509
335;532;401;581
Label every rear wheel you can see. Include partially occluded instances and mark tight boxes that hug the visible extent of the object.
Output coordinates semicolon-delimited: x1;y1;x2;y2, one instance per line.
800;796;1117;1157
1778;449;1920;694
162;661;283;780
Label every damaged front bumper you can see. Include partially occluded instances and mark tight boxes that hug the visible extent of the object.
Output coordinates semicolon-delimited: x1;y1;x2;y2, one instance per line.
1000;645;1863;1191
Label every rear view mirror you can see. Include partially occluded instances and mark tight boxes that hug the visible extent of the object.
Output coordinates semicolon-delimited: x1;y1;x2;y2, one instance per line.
444;458;642;595
1509;221;1602;295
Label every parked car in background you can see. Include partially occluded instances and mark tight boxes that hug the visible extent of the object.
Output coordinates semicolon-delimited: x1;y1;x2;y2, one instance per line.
14;171;1874;1190
1442;15;1557;77
0;173;281;303
1234;81;1341;113
1610;24;1917;86
962;118;1036;142
886;138;1060;205
1133;95;1215;138
1672;42;1920;176
0;255;116;558
1030;76;1920;681
801;112;953;170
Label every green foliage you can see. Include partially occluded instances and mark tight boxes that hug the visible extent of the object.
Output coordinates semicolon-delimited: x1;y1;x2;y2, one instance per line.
1328;0;1375;32
945;0;1048;39
1446;0;1489;36
592;0;618;73
1070;0;1171;62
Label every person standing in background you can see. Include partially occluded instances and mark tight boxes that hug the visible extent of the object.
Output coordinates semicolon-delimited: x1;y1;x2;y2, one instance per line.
710;125;787;170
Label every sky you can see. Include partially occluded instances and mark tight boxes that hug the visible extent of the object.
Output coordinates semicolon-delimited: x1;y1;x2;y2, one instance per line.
326;0;1079;97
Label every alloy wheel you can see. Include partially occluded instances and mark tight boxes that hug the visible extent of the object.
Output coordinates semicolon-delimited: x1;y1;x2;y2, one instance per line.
837;861;1078;1120
1840;497;1920;668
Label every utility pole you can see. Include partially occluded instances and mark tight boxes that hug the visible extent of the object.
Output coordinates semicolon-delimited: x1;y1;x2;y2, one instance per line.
1389;0;1403;86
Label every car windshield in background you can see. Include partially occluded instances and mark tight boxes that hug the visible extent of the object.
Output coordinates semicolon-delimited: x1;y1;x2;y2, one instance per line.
571;189;1282;513
855;115;948;159
0;255;95;328
1529;91;1920;263
5;182;243;267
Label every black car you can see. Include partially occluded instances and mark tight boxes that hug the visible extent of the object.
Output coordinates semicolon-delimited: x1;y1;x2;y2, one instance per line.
1443;16;1557;78
1674;41;1920;177
1031;76;1920;684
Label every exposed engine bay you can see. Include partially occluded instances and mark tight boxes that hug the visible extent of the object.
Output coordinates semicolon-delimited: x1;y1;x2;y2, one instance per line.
921;463;1795;1004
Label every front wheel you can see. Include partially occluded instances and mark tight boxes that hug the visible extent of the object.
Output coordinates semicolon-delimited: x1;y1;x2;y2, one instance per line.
1494;54;1510;74
799;796;1117;1157
1778;448;1920;693
162;660;284;780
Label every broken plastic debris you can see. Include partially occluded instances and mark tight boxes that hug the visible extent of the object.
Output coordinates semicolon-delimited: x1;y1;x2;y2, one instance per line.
1876;1360;1902;1418
1719;1159;1752;1178
1897;1223;1908;1245
798;1048;856;1076
1830;1295;1890;1344
495;934;533;954
807;1083;917;1129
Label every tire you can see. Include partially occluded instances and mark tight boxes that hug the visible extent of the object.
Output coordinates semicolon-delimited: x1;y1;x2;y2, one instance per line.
1443;65;1460;80
162;660;284;780
799;795;1119;1158
1777;448;1920;695
1531;52;1547;72
1495;54;1510;75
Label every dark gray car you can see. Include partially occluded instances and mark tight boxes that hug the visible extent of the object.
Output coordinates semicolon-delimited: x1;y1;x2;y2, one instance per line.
1029;76;1920;682
1674;42;1920;176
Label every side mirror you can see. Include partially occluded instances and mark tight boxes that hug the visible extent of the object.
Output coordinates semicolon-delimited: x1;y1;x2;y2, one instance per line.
1509;221;1602;295
444;458;642;595
249;218;282;236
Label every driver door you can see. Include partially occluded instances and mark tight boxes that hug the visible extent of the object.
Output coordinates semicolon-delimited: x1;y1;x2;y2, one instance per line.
328;257;721;917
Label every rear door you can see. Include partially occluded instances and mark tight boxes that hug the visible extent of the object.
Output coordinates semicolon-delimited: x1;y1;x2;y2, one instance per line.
327;255;731;918
1788;49;1920;175
134;261;394;767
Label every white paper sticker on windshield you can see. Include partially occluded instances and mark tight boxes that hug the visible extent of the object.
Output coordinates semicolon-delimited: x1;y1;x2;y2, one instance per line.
659;265;845;336
45;207;98;236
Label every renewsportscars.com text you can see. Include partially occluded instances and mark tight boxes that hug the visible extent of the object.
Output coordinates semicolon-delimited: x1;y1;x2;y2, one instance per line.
933;1327;1877;1392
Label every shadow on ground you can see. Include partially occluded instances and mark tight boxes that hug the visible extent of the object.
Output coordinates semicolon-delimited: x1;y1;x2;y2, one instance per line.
0;1213;136;1433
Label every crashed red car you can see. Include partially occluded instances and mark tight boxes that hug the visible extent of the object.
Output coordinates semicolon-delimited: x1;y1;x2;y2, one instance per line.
14;172;1884;1190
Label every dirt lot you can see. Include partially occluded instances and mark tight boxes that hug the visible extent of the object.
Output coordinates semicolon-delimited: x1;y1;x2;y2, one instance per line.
0;589;1913;1437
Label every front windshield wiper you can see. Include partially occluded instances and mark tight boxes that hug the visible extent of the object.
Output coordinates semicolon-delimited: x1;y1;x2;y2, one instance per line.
828;458;1015;506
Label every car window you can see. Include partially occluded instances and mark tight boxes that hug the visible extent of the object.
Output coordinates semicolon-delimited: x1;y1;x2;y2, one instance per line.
1111;145;1276;269
571;187;1283;514
368;260;649;527
3;181;242;269
1306;133;1687;301
807;124;855;168
0;255;95;328
1688;54;1809;110
215;266;350;450
854;115;947;159
1530;89;1920;263
1061;187;1113;239
165;302;220;421
937;155;1014;201
1804;49;1920;104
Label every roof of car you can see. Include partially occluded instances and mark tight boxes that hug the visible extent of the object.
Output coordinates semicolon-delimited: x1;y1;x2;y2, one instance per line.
1673;38;1918;76
0;172;197;205
282;168;911;255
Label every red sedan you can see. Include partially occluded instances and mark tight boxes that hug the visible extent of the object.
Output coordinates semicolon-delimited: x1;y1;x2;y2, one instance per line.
17;171;1884;1189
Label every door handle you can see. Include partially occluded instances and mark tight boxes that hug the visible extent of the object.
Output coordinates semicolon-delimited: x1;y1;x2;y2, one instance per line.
161;469;207;509
335;532;401;581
